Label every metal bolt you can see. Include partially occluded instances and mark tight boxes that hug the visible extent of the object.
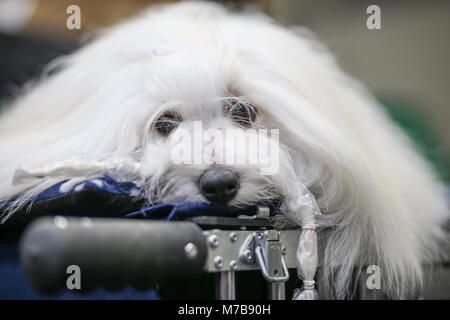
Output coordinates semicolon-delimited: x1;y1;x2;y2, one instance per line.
184;243;198;259
256;232;264;240
54;216;68;229
229;232;237;242
230;260;238;270
214;256;224;269
241;249;253;263
282;246;287;256
208;234;219;248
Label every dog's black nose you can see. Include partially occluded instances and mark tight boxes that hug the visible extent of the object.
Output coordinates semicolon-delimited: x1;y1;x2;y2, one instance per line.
199;168;240;204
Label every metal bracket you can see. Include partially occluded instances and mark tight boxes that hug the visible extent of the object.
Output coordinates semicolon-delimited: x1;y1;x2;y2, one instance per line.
203;229;298;272
240;230;289;283
203;227;297;300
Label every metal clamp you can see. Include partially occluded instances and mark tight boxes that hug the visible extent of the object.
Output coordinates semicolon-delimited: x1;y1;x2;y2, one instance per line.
240;230;289;283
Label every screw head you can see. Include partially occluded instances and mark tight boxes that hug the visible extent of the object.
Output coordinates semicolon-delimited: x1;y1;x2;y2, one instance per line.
184;242;198;259
241;249;253;263
214;256;224;269
229;232;237;242
256;232;264;240
230;260;238;270
282;246;287;256
54;216;68;229
208;234;219;248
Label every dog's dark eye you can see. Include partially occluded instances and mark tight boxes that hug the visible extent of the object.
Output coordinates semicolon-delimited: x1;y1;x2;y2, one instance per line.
227;100;257;127
154;111;182;136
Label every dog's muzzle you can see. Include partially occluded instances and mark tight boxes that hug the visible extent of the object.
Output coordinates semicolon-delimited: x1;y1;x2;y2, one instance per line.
198;167;240;204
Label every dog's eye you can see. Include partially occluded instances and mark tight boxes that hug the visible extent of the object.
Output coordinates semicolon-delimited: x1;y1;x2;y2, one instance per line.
226;100;257;127
154;111;182;136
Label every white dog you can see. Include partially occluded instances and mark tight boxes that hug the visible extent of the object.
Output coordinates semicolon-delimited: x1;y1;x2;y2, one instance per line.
0;2;448;299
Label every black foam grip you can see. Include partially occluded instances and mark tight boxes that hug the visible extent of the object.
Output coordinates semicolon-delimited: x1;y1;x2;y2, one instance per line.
20;217;207;294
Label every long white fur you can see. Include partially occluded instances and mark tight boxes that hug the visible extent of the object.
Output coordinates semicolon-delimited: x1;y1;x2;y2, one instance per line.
0;1;448;299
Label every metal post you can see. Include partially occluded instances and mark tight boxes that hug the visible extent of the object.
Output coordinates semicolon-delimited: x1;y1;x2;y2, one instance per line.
218;270;236;300
269;282;286;300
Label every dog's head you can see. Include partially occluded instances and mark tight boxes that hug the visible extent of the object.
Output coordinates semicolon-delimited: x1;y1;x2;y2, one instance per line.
95;12;364;213
136;45;296;207
119;38;333;215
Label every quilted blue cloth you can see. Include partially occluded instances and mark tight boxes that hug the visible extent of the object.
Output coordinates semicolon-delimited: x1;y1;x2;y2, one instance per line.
34;176;140;201
0;175;280;299
3;175;279;220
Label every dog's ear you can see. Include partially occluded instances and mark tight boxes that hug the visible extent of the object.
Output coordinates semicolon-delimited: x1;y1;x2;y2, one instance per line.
254;26;448;298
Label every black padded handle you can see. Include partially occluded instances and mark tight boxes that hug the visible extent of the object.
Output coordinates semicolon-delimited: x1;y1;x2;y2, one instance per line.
20;216;207;294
